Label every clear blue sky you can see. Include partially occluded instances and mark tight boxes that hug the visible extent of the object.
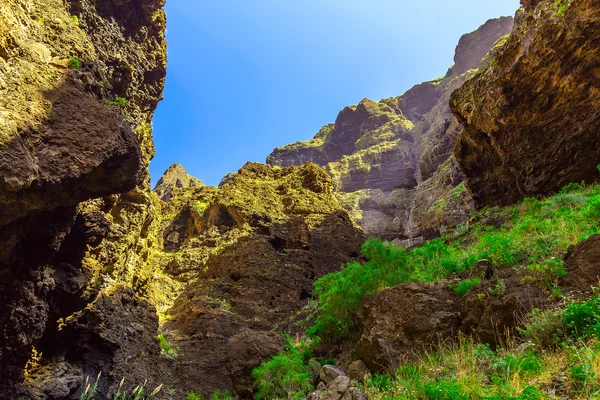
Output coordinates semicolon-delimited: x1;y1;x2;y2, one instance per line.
150;0;520;186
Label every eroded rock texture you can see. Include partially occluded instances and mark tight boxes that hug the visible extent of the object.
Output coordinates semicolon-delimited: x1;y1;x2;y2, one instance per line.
0;0;167;397
268;17;514;242
150;162;363;398
451;0;600;207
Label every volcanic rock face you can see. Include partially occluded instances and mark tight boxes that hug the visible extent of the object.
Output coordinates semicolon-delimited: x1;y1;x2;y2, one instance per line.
453;16;515;75
451;0;600;207
150;162;363;398
154;163;204;201
0;0;167;397
268;17;514;241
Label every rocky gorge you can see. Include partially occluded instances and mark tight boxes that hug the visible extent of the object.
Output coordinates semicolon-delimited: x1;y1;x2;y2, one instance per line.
0;0;599;399
267;16;514;243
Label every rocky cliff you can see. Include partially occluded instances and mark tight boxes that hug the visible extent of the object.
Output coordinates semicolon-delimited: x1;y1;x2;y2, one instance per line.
451;0;600;207
0;0;166;397
150;162;362;398
267;17;514;243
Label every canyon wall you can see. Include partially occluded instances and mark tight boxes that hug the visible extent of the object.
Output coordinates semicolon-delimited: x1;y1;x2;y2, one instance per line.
267;17;514;243
0;0;166;397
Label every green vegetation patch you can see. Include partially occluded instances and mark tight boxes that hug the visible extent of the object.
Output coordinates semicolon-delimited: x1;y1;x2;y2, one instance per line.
109;97;129;107
252;335;314;400
453;278;482;296
556;0;569;16
157;333;177;358
68;57;81;69
310;182;600;341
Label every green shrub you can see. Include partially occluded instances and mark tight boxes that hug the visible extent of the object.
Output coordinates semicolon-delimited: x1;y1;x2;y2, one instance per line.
309;239;410;340
519;307;566;347
488;279;506;296
453;278;481;296
423;378;467;400
109;97;129;107
583;196;600;221
565;296;600;339
550;192;587;209
492;351;542;378
251;337;313;400
556;0;569;16
185;392;202;400
522;258;566;288
569;363;595;387
68;57;81;69
209;389;234;400
368;374;393;391
560;182;584;194
157;333;176;358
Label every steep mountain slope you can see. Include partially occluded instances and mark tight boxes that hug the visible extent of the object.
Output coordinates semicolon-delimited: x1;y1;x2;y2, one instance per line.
267;17;514;243
451;0;600;207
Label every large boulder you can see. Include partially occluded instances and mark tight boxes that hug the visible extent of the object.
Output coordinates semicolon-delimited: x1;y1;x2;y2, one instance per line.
560;235;600;295
458;273;547;344
319;365;346;385
346;360;369;381
226;330;285;398
355;269;551;372
356;282;460;372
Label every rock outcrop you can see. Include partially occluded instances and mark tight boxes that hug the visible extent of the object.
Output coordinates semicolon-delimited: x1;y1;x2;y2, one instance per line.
152;162;363;398
451;0;600;207
268;17;514;242
0;0;167;397
354;246;600;373
154;163;204;201
356;282;461;371
306;364;367;400
560;234;600;296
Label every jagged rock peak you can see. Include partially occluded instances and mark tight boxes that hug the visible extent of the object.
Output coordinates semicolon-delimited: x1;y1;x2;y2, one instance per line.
154;163;204;201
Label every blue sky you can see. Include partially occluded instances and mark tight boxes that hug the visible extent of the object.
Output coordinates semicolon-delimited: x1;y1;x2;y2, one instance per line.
150;0;520;186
